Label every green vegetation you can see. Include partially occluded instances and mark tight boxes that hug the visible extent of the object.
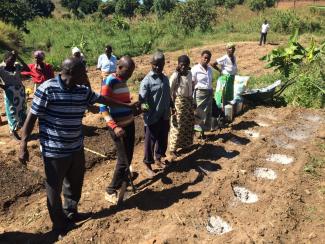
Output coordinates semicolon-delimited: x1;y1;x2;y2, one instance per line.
262;30;325;108
304;156;325;176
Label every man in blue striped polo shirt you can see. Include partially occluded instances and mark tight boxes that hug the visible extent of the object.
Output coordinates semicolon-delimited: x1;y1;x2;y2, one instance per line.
18;57;136;238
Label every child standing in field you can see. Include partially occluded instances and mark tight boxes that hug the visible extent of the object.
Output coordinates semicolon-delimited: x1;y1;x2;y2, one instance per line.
100;56;138;204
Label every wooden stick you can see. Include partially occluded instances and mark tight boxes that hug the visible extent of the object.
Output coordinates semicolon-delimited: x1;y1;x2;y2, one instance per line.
84;147;107;158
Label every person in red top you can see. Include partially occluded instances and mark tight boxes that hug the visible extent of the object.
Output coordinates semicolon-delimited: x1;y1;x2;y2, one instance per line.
21;50;54;91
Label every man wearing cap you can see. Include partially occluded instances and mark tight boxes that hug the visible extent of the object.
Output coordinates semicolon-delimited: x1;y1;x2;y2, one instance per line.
71;47;90;87
212;43;238;110
21;50;55;91
139;51;174;177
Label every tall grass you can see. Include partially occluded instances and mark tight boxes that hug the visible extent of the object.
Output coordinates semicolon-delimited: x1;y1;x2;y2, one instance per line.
20;4;324;69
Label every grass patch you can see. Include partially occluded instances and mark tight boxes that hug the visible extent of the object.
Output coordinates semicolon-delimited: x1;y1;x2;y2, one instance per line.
304;156;325;176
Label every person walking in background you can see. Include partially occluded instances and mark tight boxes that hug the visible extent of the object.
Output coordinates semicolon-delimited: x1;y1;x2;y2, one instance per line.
169;55;195;160
21;50;54;92
99;56;137;204
97;45;117;81
71;47;90;87
191;50;213;136
212;43;237;111
259;20;270;46
0;51;29;140
19;57;138;240
139;51;173;178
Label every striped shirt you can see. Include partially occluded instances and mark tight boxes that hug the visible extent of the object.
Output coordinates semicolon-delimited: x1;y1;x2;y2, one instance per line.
30;75;100;158
99;74;133;129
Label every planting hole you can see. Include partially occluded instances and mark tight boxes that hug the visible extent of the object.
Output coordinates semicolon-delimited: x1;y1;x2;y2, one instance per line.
266;154;294;165
254;167;277;180
244;130;260;138
232;186;258;203
207;216;232;235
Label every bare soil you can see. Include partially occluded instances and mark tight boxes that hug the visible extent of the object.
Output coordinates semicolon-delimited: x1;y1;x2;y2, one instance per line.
0;42;324;243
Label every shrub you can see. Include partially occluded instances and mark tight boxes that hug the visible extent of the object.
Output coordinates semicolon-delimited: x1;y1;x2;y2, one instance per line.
171;0;216;34
224;0;239;9
153;0;176;18
115;0;139;17
247;0;266;12
0;21;24;52
99;2;116;16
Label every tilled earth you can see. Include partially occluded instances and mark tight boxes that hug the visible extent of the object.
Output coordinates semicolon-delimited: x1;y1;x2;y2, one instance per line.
0;106;324;244
0;42;324;243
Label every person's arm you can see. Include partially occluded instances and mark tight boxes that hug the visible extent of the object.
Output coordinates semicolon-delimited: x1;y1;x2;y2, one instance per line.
96;55;102;71
48;64;55;79
211;61;221;72
19;112;37;165
169;72;177;102
14;51;30;72
96;95;138;108
139;76;150;112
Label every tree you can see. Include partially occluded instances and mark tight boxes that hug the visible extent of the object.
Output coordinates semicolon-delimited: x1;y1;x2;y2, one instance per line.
153;0;177;18
142;0;154;12
0;0;55;30
172;0;216;34
247;0;276;12
115;0;139;16
60;0;100;15
99;1;117;15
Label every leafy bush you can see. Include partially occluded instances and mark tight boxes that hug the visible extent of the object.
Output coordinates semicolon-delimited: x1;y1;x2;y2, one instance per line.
115;0;139;17
99;1;116;16
171;0;216;34
0;0;54;30
262;31;325;108
224;0;239;9
247;0;266;12
153;0;177;18
270;10;321;34
0;22;24;52
61;0;100;15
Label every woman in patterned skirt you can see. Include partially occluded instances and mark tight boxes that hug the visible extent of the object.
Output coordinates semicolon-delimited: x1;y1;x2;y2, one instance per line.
0;51;29;140
169;55;195;160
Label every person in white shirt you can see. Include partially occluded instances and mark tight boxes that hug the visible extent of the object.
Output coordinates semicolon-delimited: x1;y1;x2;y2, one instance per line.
212;43;237;110
260;20;270;46
97;45;117;81
191;50;213;134
169;55;194;159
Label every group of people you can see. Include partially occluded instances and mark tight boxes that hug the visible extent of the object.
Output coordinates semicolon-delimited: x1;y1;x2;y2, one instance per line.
0;43;238;239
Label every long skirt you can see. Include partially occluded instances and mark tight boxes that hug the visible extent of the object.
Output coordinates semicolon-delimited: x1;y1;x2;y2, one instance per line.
169;96;194;152
4;85;27;132
194;89;213;131
215;74;235;109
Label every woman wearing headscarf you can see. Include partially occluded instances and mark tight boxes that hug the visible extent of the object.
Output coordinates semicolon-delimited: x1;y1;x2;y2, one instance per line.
212;43;238;110
0;51;29;140
21;50;54;91
169;55;194;159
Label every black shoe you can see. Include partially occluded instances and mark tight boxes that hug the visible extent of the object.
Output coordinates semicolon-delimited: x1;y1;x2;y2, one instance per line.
66;212;92;223
52;221;76;240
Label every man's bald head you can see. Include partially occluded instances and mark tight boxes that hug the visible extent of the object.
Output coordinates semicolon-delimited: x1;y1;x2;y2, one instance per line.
61;57;85;75
61;57;87;86
116;56;135;80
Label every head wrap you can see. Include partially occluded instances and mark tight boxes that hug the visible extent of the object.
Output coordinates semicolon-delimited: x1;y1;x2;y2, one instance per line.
178;55;190;65
34;50;45;59
226;42;236;49
72;47;81;55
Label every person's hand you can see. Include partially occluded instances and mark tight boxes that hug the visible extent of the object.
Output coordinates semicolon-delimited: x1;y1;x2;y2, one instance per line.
19;143;29;166
141;103;149;112
129;101;140;109
113;127;125;138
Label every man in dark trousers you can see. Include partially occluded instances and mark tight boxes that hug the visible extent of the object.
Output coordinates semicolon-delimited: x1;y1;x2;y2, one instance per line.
19;57;136;239
99;56;137;204
259;20;270;46
139;51;174;178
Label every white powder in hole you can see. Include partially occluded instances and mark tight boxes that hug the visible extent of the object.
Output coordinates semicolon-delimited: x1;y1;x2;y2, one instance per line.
207;216;232;235
266;154;294;165
254;167;277;180
233;186;258;203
